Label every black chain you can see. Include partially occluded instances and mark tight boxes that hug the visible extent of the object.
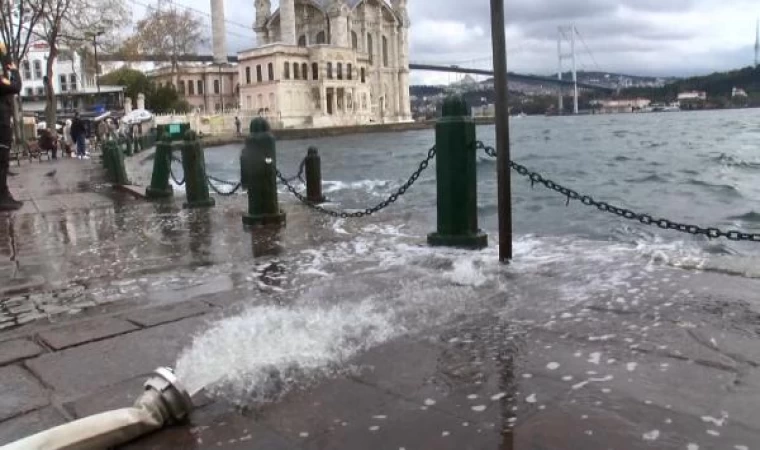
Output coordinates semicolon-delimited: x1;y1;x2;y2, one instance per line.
277;146;436;218
280;158;306;185
170;164;185;186
207;179;243;196
477;141;760;242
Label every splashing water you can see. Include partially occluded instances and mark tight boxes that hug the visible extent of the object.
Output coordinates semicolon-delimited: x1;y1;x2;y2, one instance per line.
175;300;402;401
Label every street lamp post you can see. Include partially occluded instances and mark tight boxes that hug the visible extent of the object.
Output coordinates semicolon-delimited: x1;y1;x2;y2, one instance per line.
489;0;512;262
87;29;105;94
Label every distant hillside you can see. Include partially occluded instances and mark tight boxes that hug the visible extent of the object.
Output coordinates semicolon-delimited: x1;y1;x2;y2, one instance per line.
620;65;760;103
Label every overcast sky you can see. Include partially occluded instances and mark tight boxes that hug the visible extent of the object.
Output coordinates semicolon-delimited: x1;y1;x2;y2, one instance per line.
150;0;760;84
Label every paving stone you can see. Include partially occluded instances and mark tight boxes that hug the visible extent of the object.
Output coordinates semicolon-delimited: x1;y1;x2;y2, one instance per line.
0;407;66;446
124;302;212;328
37;317;140;350
26;316;208;398
0;339;43;366
0;366;49;421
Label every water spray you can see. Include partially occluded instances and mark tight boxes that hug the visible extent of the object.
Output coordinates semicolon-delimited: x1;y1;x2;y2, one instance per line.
1;367;193;450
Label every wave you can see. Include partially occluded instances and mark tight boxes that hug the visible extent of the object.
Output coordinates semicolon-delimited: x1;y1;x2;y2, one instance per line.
322;179;392;194
625;174;670;184
684;179;742;197
726;211;760;223
712;153;760;169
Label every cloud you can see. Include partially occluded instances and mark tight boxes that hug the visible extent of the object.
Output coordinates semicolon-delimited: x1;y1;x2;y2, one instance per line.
168;0;758;83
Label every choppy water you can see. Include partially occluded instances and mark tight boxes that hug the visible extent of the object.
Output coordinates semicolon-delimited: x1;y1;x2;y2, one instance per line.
175;109;760;420
197;109;760;277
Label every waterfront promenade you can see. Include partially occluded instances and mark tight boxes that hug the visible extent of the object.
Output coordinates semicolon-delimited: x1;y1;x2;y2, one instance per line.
1;154;760;449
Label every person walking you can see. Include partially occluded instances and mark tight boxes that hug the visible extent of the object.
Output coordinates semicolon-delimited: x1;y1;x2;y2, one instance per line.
234;116;241;137
63;119;73;157
71;112;87;159
0;42;23;211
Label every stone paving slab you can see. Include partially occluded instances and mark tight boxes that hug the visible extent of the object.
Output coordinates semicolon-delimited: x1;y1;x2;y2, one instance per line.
63;376;145;419
0;365;49;422
0;339;43;366
123;302;212;328
37;317;140;350
26;316;208;398
0;407;66;446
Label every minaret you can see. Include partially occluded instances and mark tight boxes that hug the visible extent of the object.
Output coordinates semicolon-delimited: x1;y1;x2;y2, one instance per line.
279;0;297;45
327;0;349;47
210;0;228;64
392;0;411;119
755;18;759;67
254;0;271;46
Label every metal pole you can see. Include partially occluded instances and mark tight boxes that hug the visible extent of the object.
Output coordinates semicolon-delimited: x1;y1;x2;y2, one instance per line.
93;35;100;94
571;25;578;114
557;28;563;114
489;0;512;262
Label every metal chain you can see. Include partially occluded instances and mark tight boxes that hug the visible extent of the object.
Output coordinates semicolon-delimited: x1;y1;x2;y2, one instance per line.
280;158;306;185
169;164;185;186
477;141;760;242
207;179;243;196
277;146;437;218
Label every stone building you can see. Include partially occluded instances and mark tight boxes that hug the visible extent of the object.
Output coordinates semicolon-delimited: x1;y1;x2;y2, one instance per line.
147;64;239;113
239;0;412;128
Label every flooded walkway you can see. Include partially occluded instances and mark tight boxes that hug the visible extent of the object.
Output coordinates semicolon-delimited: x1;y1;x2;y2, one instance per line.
0;153;759;449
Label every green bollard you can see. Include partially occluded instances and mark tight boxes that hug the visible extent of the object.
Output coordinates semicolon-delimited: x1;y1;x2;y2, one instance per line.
181;130;215;209
427;95;488;249
305;146;326;204
106;138;130;185
241;118;286;227
145;137;175;199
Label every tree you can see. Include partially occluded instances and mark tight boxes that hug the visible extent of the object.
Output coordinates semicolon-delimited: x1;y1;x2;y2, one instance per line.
131;0;207;85
99;67;152;103
0;0;45;144
36;0;128;128
150;84;190;114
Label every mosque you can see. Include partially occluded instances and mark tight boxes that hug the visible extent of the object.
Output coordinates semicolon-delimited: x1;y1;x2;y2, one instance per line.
236;0;412;128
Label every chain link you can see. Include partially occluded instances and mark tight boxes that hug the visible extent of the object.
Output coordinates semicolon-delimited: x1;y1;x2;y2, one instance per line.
477;141;760;242
207;179;243;196
277;146;436;218
280;158;306;185
169;161;185;186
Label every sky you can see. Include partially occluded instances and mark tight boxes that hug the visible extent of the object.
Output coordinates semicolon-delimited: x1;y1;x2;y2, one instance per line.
133;0;760;85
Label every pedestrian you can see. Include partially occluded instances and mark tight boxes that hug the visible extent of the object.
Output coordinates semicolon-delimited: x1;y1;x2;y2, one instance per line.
235;116;241;136
63;119;73;156
71;112;87;159
0;41;23;211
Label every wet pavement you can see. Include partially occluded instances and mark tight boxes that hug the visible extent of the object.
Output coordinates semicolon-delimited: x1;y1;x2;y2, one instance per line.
0;153;760;449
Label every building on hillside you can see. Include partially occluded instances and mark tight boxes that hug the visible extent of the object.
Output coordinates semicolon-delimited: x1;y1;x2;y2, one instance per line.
18;41;125;114
236;0;412;128
590;98;651;114
677;91;707;101
732;87;748;98
146;64;239;113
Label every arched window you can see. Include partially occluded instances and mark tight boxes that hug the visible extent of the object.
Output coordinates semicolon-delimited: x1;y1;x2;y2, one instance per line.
256;65;263;82
367;34;373;65
302;63;308;80
293;62;300;80
268;63;274;81
351;31;358;50
298;35;307;47
360;67;366;83
178;80;185;95
284;62;290;80
316;31;326;44
312;63;319;80
245;67;251;84
337;63;342;80
347;63;352;80
382;36;389;67
327;62;333;80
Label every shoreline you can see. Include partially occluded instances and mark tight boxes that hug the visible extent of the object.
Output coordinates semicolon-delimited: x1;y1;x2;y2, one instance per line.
199;116;496;146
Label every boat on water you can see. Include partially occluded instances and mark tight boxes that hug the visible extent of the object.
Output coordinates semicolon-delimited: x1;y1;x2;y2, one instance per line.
639;103;681;113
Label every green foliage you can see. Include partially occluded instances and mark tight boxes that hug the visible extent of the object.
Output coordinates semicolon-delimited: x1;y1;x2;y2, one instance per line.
100;67;153;101
100;67;190;113
621;65;760;106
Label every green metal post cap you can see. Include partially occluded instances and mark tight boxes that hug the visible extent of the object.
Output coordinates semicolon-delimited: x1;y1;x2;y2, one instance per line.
441;95;469;117
250;117;271;134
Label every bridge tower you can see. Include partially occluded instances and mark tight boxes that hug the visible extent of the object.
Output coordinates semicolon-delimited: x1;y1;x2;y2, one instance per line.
557;25;579;114
755;18;759;67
